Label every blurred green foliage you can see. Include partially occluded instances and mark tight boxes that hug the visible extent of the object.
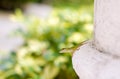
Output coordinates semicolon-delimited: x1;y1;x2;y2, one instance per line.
0;0;94;10
0;0;93;79
52;0;94;8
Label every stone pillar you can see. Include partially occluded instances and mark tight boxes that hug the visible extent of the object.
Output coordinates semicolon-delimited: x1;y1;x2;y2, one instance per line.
94;0;120;56
72;0;120;79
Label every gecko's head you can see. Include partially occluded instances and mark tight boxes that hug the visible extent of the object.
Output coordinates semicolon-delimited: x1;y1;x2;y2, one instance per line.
60;48;74;54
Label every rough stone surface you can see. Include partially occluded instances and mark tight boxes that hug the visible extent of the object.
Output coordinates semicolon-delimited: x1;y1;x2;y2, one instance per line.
94;0;120;56
72;0;120;79
72;42;120;79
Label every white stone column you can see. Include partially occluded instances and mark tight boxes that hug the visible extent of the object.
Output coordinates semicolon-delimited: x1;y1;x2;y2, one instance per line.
72;0;120;79
94;0;120;56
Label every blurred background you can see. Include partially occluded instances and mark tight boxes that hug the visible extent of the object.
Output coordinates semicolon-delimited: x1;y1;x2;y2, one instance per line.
0;0;94;79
